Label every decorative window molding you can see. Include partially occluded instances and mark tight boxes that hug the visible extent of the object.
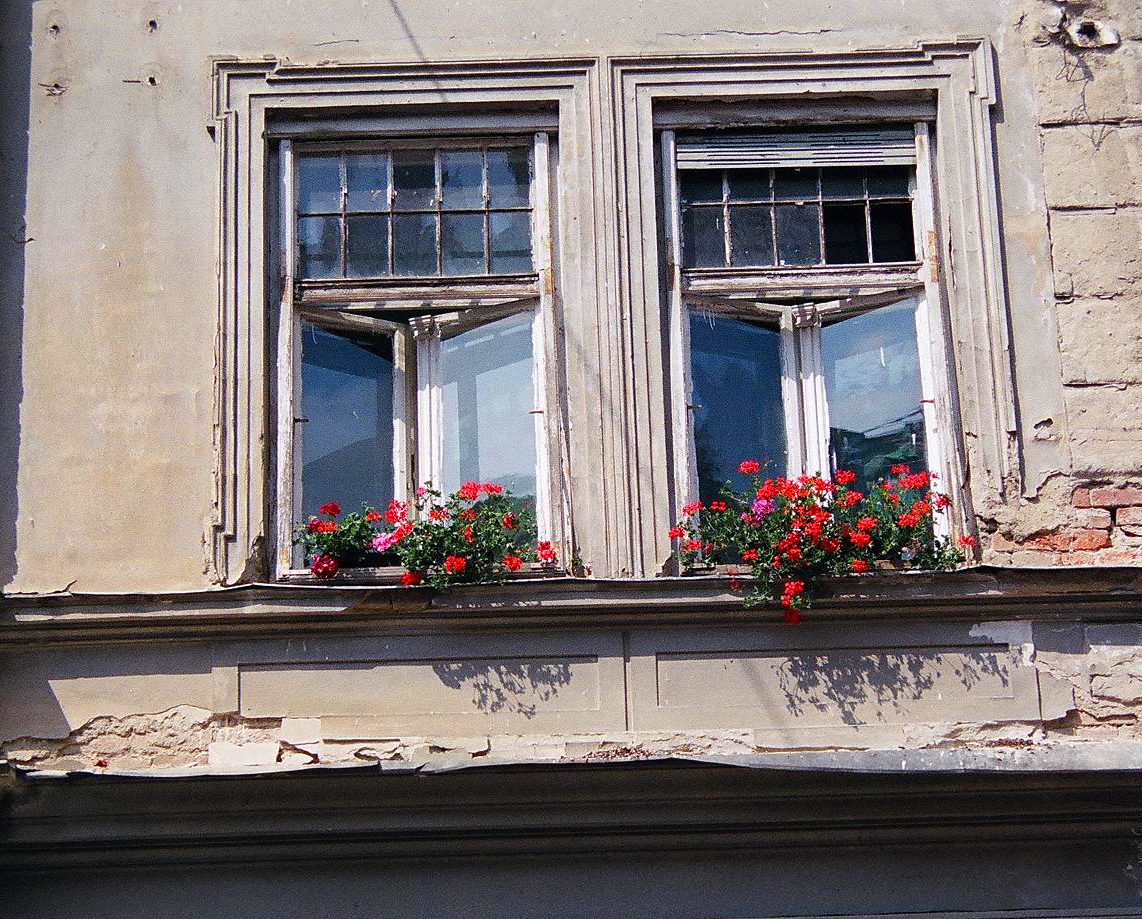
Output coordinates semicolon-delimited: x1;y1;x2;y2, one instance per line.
209;57;608;584
607;41;1013;576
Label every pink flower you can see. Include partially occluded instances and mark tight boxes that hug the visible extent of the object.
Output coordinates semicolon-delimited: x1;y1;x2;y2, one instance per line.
751;496;775;518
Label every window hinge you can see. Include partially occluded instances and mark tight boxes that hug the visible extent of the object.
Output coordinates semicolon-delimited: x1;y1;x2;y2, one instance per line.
294;416;309;424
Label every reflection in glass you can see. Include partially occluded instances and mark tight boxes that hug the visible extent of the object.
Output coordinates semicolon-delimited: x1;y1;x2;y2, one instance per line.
688;312;786;503
823;203;868;264
298;215;340;278
489;211;532;273
773;167;818;200
346;153;389;212
866;166;911;197
346;216;388;277
442;213;485;275
679;171;723;204
487;149;530;207
776;203;821;265
440;311;536;505
441;151;484;209
728;169;769;201
730;205;774;266
300;322;394;524
393;213;437;276
681;207;725;268
392;150;436;210
870;202;915;262
821;299;925;492
820;167;864;199
297;155;340;213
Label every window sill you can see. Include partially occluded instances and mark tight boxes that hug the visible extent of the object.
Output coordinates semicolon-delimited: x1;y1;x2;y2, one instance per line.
5;565;1142;646
277;563;563;586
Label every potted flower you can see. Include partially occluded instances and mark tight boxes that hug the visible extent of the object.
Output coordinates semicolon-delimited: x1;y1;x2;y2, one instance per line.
668;463;971;622
294;483;556;585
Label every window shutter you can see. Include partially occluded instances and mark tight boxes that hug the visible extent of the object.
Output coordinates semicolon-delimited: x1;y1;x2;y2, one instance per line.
675;129;916;170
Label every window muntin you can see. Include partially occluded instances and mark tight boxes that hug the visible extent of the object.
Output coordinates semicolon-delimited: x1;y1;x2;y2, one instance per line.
679;165;915;269
294;146;533;280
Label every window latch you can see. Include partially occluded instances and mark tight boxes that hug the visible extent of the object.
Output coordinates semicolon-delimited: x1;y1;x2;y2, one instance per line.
294;416;309;424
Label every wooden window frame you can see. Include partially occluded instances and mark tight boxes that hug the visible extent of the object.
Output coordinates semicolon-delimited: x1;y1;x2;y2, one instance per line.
663;123;956;539
274;132;561;578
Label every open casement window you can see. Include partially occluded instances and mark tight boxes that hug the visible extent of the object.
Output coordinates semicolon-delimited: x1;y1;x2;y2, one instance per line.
663;124;954;527
275;132;562;576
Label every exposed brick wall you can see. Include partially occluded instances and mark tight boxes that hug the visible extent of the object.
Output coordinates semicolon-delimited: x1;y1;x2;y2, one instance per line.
987;0;1142;568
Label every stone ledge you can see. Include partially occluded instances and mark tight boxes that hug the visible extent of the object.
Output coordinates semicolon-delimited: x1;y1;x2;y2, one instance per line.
3;566;1142;644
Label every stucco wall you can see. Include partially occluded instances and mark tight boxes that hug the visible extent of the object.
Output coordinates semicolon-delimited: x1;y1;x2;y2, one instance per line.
1;0;1137;594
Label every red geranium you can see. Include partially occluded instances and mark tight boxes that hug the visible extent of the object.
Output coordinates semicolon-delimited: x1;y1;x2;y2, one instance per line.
502;555;523;572
319;501;341;517
443;555;467;575
401;570;424;586
738;460;760;474
310;554;339;579
458;481;481;501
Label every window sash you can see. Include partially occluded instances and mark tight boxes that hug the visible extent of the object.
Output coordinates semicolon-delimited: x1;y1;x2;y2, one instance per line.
275;133;560;577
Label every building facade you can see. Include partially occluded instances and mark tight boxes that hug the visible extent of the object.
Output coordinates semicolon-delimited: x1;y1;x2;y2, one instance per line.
3;0;1142;914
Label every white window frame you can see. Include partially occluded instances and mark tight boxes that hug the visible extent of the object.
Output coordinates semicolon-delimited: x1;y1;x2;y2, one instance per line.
274;131;561;577
663;123;954;536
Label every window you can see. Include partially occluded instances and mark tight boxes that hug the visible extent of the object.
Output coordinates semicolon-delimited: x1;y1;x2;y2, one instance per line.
274;132;558;574
663;125;950;509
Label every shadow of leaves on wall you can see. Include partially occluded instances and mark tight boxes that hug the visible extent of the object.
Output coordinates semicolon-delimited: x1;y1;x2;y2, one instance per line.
776;649;1011;726
432;660;574;718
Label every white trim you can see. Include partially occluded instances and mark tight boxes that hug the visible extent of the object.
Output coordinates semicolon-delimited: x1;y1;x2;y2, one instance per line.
662;131;699;514
531;131;556;542
414;320;443;493
275;140;300;572
778;306;804;478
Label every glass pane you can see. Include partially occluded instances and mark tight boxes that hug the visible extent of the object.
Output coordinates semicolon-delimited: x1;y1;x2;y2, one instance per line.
775;203;821;266
440;310;537;503
488;211;532;273
728;169;770;201
823;203;869;264
821;300;926;493
297;155;341;213
679;170;723;204
300;322;394;529
392;213;437;276
866;166;911;197
346;153;389;212
442;212;485;275
773;167;818;200
440;150;484;210
729;205;774;267
820;166;865;200
681;206;725;268
346;215;389;277
688;312;786;504
298;215;341;278
392;150;436;210
870;202;915;262
487;148;530;207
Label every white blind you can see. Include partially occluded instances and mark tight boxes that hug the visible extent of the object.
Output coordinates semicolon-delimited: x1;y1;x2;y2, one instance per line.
675;129;916;170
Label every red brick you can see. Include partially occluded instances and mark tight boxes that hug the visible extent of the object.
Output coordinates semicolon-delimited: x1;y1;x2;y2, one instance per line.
1072;487;1092;508
1117;506;1142;527
1027;530;1071;551
1072;528;1111;551
988;532;1020;552
1090;487;1142;508
1076;507;1113;528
